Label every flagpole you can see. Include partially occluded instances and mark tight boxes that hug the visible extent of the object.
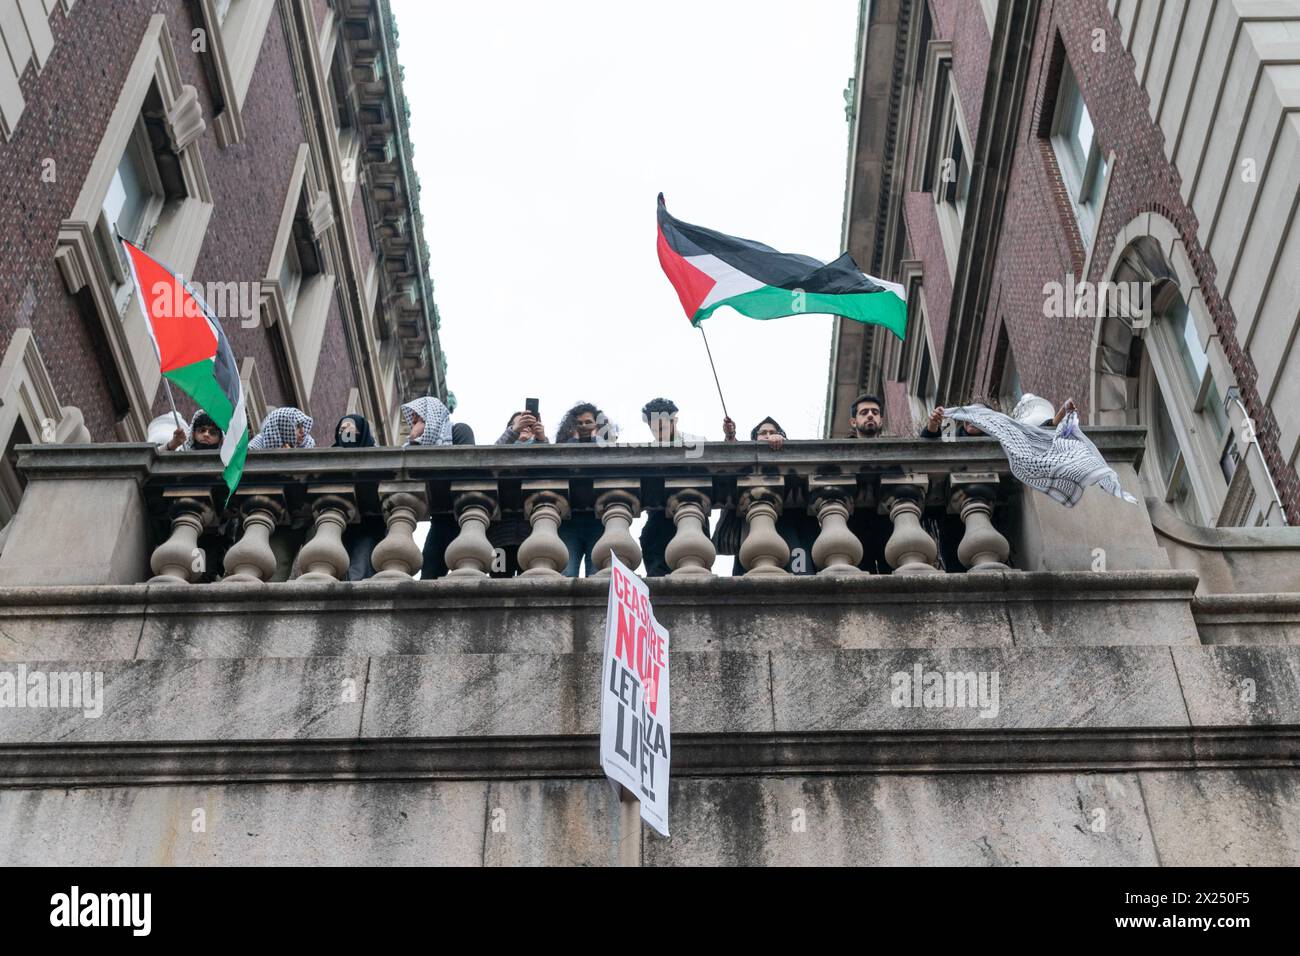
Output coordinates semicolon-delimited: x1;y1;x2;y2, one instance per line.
163;379;184;432
696;325;729;420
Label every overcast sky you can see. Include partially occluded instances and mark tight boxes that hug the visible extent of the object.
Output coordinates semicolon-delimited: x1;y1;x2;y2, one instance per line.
391;0;860;444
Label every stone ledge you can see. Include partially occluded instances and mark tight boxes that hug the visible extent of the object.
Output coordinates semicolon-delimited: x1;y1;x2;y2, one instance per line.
0;571;1205;659
2;647;1297;744
2;727;1296;788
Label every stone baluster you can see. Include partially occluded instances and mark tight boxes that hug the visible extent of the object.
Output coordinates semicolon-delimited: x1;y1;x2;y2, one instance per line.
297;487;358;583
369;482;428;580
665;488;714;576
592;488;642;576
809;481;862;575
223;491;288;583
881;475;940;574
444;488;498;577
518;489;571;577
950;474;1011;571
148;490;215;584
738;486;789;575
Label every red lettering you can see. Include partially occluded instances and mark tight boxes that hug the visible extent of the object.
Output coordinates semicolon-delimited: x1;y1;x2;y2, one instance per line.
615;605;637;669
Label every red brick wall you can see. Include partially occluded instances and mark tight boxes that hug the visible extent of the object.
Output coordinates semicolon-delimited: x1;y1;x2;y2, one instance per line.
0;0;359;440
900;0;1297;519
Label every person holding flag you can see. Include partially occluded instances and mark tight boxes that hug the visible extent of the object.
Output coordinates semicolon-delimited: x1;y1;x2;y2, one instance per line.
119;237;250;499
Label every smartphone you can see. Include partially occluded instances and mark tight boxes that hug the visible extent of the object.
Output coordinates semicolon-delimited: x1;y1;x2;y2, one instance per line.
525;397;539;417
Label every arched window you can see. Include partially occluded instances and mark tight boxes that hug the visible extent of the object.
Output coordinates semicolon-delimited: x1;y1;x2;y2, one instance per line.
1099;236;1233;525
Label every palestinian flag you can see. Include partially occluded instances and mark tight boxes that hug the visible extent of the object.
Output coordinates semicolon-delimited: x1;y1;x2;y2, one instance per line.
121;238;249;499
656;194;907;339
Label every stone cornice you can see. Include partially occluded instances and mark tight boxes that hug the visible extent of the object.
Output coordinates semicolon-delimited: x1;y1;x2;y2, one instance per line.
3;726;1296;788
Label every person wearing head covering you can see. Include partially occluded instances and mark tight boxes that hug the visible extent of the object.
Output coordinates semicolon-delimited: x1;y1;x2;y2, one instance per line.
249;407;315;449
401;396;454;447
331;414;384;580
162;409;225;451
334;413;376;448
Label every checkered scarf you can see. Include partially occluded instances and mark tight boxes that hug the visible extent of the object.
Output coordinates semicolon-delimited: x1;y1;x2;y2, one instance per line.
249;406;315;449
944;400;1137;508
401;396;453;446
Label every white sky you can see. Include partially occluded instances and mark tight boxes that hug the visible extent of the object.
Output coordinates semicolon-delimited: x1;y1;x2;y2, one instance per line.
391;0;859;444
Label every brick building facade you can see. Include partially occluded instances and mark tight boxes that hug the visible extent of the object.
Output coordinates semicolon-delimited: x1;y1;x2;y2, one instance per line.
827;0;1299;529
0;0;447;525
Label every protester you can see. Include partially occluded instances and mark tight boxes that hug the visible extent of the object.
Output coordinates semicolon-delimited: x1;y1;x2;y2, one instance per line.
848;393;885;438
489;410;550;577
555;401;614;576
401;396;454;446
637;398;712;575
333;414;387;581
249;406;314;449
162;409;223;451
711;416;816;575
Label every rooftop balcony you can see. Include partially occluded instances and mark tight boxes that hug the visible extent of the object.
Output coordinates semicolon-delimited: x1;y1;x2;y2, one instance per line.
0;434;1297;865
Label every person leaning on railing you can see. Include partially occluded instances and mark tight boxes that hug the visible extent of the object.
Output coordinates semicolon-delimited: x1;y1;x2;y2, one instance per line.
712;417;818;575
333;414;387;581
163;408;236;582
487;410;549;578
639;397;711;576
554;402;616;577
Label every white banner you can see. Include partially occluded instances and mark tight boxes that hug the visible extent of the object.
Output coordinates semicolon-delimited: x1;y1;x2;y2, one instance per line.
599;553;670;836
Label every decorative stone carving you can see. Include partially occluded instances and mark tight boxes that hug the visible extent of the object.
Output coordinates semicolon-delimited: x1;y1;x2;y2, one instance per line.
444;491;497;577
810;489;863;575
738;487;789;575
165;84;206;152
951;483;1011;571
297;495;358;583
370;485;427;580
592;490;641;577
518;491;571;577
223;494;286;583
881;481;940;574
148;495;215;584
665;489;715;576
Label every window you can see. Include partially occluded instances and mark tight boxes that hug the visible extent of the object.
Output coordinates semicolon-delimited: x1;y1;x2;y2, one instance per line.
1139;283;1234;525
195;0;277;146
280;235;304;321
328;40;361;195
1050;60;1108;243
53;15;213;440
917;43;970;277
992;323;1023;408
900;280;938;428
96;112;167;317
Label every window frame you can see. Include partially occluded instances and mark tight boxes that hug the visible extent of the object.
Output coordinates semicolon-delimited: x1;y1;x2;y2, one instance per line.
1050;59;1107;244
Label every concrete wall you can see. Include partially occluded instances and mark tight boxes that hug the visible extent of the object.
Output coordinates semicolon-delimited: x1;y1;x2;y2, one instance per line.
0;574;1296;865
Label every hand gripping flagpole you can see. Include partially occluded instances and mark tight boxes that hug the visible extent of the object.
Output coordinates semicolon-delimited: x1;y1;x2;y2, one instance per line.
696;324;730;421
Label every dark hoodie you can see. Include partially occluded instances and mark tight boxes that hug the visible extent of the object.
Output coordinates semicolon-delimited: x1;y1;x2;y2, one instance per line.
333;414;377;448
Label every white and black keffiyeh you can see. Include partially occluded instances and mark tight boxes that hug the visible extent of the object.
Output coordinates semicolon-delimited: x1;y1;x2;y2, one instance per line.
401;396;453;446
249;406;315;449
945;397;1137;508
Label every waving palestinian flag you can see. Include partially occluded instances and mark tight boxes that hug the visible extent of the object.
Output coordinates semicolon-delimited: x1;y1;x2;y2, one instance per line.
656;194;906;339
121;238;249;498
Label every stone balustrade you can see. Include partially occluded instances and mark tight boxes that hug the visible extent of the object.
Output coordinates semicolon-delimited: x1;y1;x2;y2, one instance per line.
0;431;1164;587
